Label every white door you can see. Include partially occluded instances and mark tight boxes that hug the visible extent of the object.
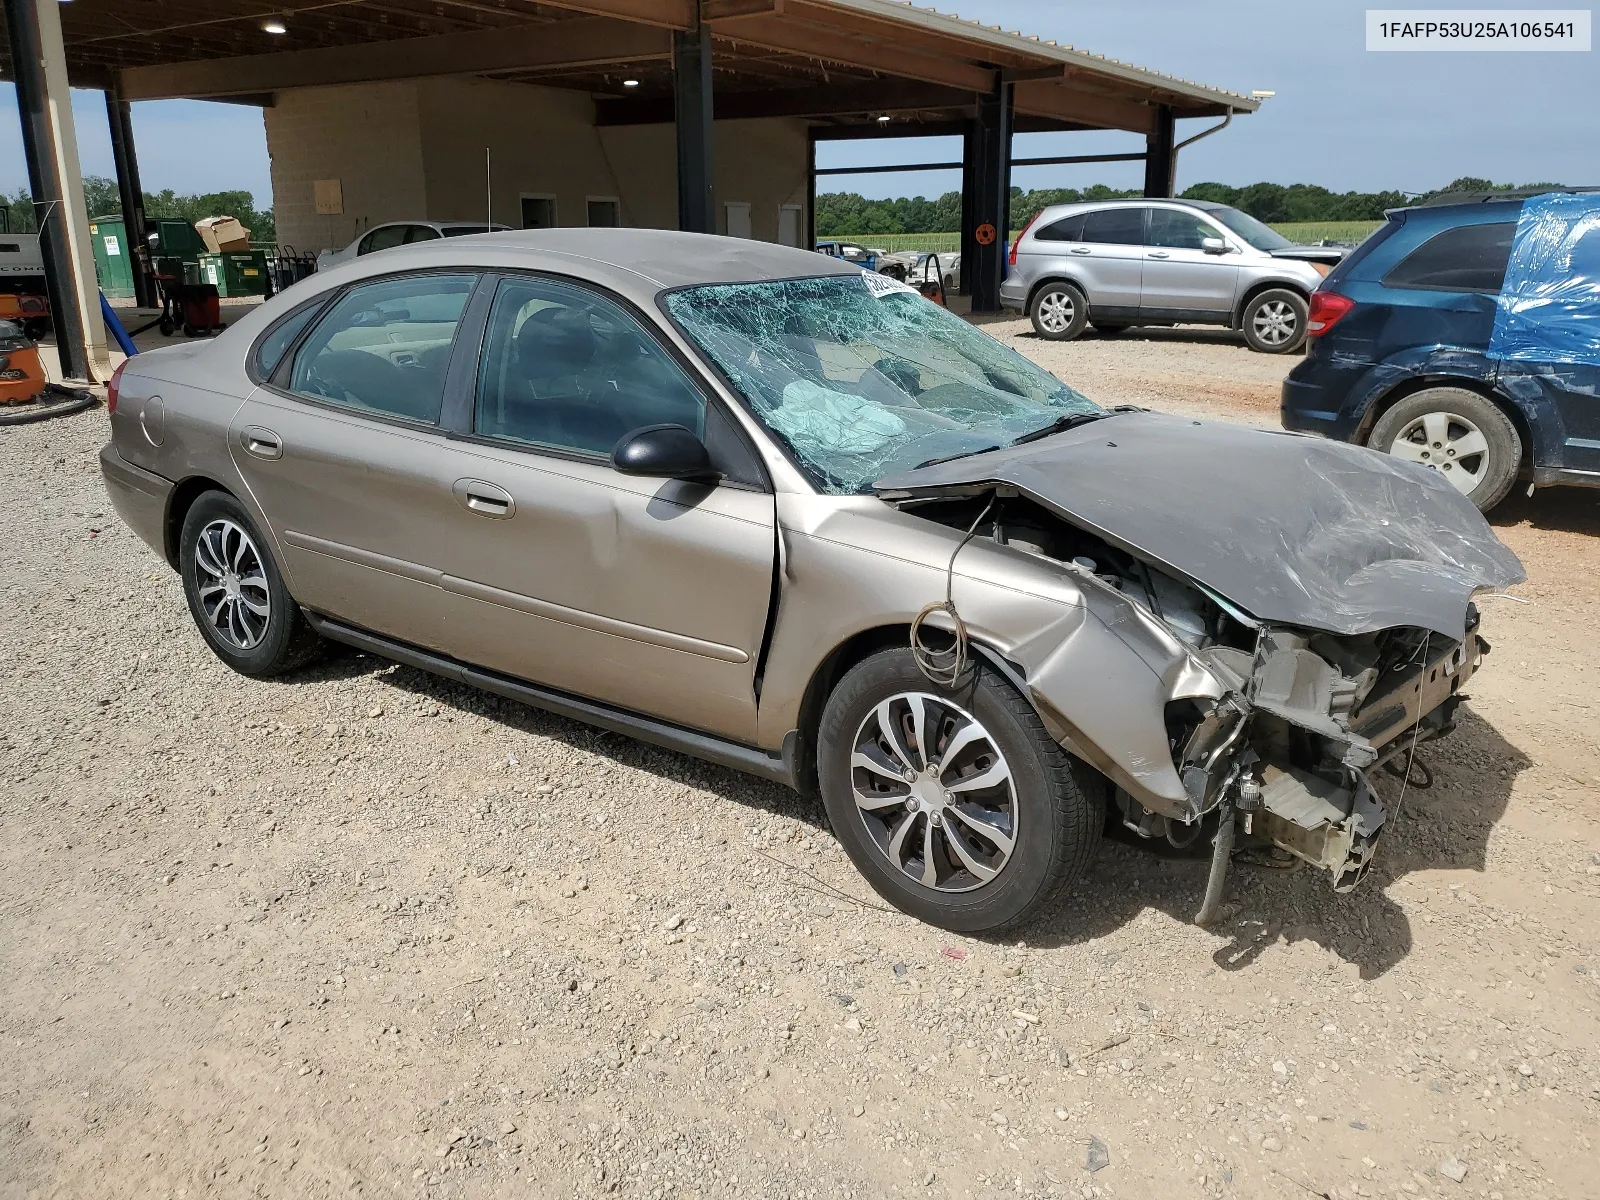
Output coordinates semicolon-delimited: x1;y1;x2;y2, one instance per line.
725;202;752;240
778;204;801;247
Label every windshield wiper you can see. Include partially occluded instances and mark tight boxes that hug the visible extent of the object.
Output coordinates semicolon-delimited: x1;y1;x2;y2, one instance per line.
1010;405;1138;446
915;444;1001;469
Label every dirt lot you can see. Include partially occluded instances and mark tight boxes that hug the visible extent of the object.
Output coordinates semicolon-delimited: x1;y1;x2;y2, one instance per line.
3;323;1598;1200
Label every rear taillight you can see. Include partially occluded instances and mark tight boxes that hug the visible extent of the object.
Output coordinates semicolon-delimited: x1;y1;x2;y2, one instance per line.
1009;211;1040;266
107;360;126;414
1307;290;1355;336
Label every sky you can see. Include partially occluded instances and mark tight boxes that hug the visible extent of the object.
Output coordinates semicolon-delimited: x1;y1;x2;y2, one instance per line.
2;0;1596;209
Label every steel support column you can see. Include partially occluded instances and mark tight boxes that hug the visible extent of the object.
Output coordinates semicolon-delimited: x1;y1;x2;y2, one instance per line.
672;21;715;234
106;83;156;310
1143;104;1176;197
2;0;94;378
804;126;817;250
957;120;975;297
967;82;1012;314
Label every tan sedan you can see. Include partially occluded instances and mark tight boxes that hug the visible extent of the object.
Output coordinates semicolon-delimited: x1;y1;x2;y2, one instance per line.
101;229;1521;933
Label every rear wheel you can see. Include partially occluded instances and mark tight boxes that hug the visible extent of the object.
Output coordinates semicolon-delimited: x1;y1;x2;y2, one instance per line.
1240;288;1307;353
1029;281;1089;341
179;491;322;676
817;648;1103;934
1367;386;1521;511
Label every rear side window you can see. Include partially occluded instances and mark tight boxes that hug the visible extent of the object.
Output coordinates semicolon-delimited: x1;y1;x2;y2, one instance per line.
288;274;475;424
254;303;320;379
1080;208;1145;246
357;225;408;255
1383;222;1516;294
1035;213;1085;242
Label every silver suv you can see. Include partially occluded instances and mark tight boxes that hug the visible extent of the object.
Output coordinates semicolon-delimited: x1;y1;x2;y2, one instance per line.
1001;199;1336;353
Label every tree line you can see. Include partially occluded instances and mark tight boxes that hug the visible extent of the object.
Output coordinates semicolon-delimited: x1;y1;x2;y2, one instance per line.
816;176;1566;236
1;177;276;245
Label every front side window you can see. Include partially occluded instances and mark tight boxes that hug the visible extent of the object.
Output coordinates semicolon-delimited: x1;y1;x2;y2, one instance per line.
358;225;408;255
288;274;475;423
1208;205;1293;251
663;273;1098;494
1080;208;1145;246
475;277;705;456
1146;208;1219;250
1383;222;1516;293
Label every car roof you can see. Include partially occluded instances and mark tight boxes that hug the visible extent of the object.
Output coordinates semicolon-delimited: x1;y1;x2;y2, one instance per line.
318;228;861;301
1030;197;1225;221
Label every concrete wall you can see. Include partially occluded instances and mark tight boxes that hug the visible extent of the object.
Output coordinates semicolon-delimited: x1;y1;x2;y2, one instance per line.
266;75;809;252
265;80;427;252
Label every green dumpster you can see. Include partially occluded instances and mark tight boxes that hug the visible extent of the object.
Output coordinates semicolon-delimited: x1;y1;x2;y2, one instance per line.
89;216;136;299
147;218;206;287
198;251;270;297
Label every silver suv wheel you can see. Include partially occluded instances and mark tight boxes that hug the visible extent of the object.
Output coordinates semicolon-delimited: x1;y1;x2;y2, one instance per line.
850;692;1018;892
1035;291;1075;335
1250;299;1298;347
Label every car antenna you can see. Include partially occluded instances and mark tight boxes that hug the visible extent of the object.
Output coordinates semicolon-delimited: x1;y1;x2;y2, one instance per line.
485;147;492;228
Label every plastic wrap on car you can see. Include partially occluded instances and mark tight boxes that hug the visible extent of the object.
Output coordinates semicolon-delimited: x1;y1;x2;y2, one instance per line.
1489;192;1600;368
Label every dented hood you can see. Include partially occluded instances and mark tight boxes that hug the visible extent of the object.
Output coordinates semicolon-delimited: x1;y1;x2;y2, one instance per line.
875;411;1525;638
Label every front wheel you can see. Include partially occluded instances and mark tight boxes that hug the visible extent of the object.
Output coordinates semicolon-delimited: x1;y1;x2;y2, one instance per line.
1367;386;1522;511
817;649;1103;934
1240;288;1307;353
1029;282;1089;341
179;491;323;676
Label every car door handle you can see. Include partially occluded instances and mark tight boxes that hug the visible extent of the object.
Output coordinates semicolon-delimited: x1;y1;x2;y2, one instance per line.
1147;250;1171;259
1069;247;1091;255
453;478;515;519
241;426;283;459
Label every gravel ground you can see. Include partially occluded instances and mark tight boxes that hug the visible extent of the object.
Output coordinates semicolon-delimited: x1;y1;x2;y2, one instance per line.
3;328;1599;1200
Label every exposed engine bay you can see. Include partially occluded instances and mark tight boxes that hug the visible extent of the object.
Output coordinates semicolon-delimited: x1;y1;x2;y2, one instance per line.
905;491;1488;896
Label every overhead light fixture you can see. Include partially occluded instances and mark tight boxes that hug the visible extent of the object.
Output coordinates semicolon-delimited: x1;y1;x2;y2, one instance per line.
1250;89;1275;99
622;78;641;88
262;18;288;34
876;114;892;124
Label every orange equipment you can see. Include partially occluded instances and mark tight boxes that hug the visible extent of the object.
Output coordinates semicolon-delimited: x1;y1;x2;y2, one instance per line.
0;292;50;340
0;318;48;405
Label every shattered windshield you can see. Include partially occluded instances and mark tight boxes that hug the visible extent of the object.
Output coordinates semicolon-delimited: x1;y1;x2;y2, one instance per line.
662;273;1098;493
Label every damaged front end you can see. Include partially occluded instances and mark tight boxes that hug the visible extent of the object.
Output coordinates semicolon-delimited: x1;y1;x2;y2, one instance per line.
1163;616;1484;895
890;487;1497;904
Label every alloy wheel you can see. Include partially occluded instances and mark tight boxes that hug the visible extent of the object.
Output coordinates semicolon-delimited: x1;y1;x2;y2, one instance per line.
193;518;271;650
1036;291;1075;334
849;692;1018;893
1386;410;1490;495
1250;299;1298;347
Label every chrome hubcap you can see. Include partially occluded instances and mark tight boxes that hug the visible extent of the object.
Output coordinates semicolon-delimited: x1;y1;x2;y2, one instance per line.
1387;411;1490;495
850;693;1017;893
1251;299;1298;345
1037;291;1074;333
194;519;271;650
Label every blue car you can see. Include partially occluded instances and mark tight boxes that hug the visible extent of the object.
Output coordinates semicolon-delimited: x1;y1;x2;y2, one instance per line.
1282;190;1600;511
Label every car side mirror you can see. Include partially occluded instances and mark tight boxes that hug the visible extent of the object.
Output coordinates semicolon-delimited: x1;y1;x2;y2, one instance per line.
1201;237;1229;255
612;424;719;480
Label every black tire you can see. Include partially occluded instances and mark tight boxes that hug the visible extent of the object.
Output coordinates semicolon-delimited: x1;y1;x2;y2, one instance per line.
179;491;322;677
817;648;1103;934
159;317;175;337
1240;287;1307;353
1367;386;1522;512
1028;281;1089;341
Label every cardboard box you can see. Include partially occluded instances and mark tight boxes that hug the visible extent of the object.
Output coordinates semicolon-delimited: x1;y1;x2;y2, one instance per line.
194;215;252;253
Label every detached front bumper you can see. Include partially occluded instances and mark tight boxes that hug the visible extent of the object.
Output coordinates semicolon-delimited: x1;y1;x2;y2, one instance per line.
100;441;173;562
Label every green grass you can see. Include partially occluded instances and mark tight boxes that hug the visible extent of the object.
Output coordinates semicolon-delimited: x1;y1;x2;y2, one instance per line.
825;219;1384;252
